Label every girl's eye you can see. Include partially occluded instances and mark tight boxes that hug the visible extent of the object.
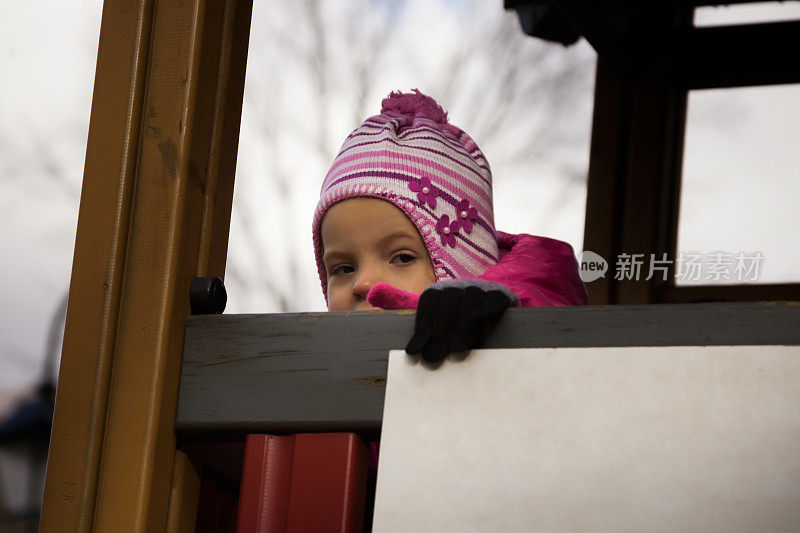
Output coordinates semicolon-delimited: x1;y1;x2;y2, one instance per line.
391;253;416;265
331;264;355;275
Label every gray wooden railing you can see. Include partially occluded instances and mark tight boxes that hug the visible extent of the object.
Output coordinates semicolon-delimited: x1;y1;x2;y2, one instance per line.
176;302;800;438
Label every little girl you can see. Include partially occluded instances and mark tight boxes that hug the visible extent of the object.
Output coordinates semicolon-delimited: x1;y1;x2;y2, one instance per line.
312;90;587;361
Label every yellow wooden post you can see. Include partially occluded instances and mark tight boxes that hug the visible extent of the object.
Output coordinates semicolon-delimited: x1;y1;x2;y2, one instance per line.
40;0;252;530
166;450;201;533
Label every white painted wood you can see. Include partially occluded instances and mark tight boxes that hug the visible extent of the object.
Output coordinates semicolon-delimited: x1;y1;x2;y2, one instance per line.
374;346;800;532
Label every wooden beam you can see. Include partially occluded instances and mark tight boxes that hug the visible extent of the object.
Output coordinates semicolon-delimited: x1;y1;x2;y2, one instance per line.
615;63;687;304
680;21;800;89
41;2;156;529
550;0;637;67
551;1;695;71
691;0;782;6
582;57;631;304
660;283;800;303
177;303;800;437
582;55;688;305
580;0;694;305
165;451;200;533
41;0;252;530
196;0;251;279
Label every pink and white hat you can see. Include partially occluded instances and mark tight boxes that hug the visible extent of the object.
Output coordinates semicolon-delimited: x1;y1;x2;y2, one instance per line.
312;89;499;299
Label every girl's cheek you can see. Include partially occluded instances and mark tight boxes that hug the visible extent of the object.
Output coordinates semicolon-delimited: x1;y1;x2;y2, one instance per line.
391;266;430;294
326;282;340;311
327;291;345;312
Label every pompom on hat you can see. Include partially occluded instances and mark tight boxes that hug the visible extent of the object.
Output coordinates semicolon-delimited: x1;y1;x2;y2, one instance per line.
312;89;499;300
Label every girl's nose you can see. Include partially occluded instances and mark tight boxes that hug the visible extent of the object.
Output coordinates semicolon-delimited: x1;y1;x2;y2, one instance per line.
353;269;378;298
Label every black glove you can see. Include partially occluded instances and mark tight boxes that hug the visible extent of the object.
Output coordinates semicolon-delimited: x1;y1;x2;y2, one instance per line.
405;280;517;363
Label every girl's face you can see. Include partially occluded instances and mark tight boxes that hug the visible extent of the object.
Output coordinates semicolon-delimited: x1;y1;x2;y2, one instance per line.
321;197;436;311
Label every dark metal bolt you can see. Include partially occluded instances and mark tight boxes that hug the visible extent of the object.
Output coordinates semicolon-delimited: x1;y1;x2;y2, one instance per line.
190;276;227;315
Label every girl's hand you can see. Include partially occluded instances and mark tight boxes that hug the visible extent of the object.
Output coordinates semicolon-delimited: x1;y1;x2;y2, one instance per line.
366;282;421;310
367;280;518;364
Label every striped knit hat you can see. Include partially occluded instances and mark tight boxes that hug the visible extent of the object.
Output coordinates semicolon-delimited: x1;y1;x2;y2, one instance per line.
312;89;499;299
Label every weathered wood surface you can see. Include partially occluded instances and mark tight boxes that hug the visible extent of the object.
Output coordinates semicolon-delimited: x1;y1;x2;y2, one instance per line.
177;302;800;437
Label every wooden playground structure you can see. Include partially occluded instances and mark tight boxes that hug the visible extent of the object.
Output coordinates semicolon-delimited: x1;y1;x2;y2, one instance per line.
40;0;799;530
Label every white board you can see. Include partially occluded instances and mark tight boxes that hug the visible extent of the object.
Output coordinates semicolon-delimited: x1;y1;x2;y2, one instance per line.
373;346;800;532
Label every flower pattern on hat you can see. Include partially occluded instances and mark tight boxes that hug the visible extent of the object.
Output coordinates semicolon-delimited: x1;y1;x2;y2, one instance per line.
436;214;460;247
408;176;439;208
455;199;479;233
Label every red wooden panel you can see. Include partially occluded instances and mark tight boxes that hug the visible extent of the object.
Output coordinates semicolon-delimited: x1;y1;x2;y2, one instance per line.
237;433;368;533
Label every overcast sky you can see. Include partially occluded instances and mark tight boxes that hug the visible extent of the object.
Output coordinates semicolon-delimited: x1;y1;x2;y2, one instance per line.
1;1;100;414
1;1;798;417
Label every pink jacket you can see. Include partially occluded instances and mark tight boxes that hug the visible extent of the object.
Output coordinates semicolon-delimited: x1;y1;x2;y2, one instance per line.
479;232;588;307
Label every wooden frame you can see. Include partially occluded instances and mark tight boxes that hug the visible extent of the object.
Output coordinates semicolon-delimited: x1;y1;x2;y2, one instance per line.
582;55;689;305
43;0;800;529
681;21;800;89
41;0;252;530
577;1;800;304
